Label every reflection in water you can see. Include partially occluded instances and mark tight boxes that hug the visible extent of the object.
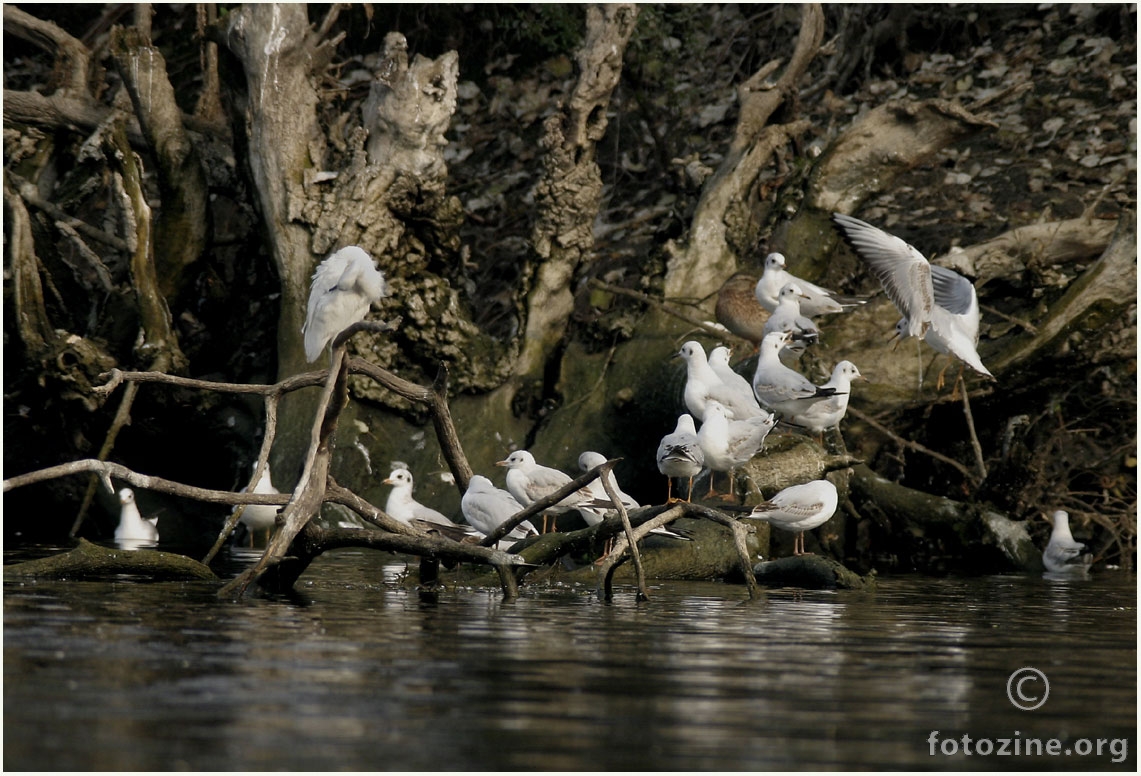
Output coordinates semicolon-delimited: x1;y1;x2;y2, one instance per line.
3;548;1135;770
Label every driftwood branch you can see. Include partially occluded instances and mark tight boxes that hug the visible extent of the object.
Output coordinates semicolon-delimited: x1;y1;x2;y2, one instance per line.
848;464;1040;570
597;461;649;600
3;5;92;97
597;503;760;601
3;539;217;582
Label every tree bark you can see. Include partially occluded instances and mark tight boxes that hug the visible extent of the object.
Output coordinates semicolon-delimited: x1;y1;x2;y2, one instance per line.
110;25;209;299
223;3;322;379
518;4;639;381
664;3;824;301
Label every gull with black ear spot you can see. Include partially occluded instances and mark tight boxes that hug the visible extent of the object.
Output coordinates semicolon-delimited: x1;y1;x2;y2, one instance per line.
678;340;765;422
784;361;866;440
497;450;591;533
656;414;705;504
749;479;839;556
754;252;866;316
831;212;993;388
697;401;776;499
383;467;479;540
752;331;842;417
302;245;389;363
763;282;822;364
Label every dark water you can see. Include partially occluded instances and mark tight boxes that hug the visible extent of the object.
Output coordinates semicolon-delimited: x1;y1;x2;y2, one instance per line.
4;546;1136;771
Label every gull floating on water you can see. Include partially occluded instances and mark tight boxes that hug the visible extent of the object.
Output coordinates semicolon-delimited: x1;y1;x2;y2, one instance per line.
749;479;839;556
751;331;842;417
384;468;479;539
656;413;705;503
1042;510;1092;576
831;212;993;384
235;463;280;546
115;487;159;549
697;401;776;498
784;361;865;437
678;340;765;422
460;475;538;547
302;245;389;362
754;252;866;317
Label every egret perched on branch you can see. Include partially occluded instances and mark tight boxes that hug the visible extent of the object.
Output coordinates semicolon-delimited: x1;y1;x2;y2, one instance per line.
302;246;389;362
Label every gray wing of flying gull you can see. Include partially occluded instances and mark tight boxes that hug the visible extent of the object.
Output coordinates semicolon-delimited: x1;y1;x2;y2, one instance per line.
831;213;934;338
930;264;975;316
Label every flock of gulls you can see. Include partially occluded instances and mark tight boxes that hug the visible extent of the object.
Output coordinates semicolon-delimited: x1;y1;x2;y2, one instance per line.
111;212;1090;577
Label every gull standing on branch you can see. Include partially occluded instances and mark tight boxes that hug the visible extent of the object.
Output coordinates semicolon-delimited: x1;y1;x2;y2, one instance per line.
763;282;822;363
749;479;839;556
460;475;538;547
498;450;590;533
754;252;866;316
302;246;389;363
576;452;689;541
384;468;478;539
656;414;705;504
678;340;765;422
697;401;776;498
752;331;842;417
785;361;865;438
831;213;994;385
1042;510;1092;576
115;487;159;549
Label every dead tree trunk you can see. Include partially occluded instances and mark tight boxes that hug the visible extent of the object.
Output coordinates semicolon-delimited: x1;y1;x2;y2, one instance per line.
109;24;209;300
517;4;639;381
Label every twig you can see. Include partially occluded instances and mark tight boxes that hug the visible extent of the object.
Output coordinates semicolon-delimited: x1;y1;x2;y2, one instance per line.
959;375;988;482
846;406;975;482
479;460;611;546
588;278;728;338
597;461;649;600
5;459;290;506
980;303;1038;335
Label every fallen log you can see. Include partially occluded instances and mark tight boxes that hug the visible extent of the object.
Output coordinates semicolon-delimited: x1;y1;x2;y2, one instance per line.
3;538;217;582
